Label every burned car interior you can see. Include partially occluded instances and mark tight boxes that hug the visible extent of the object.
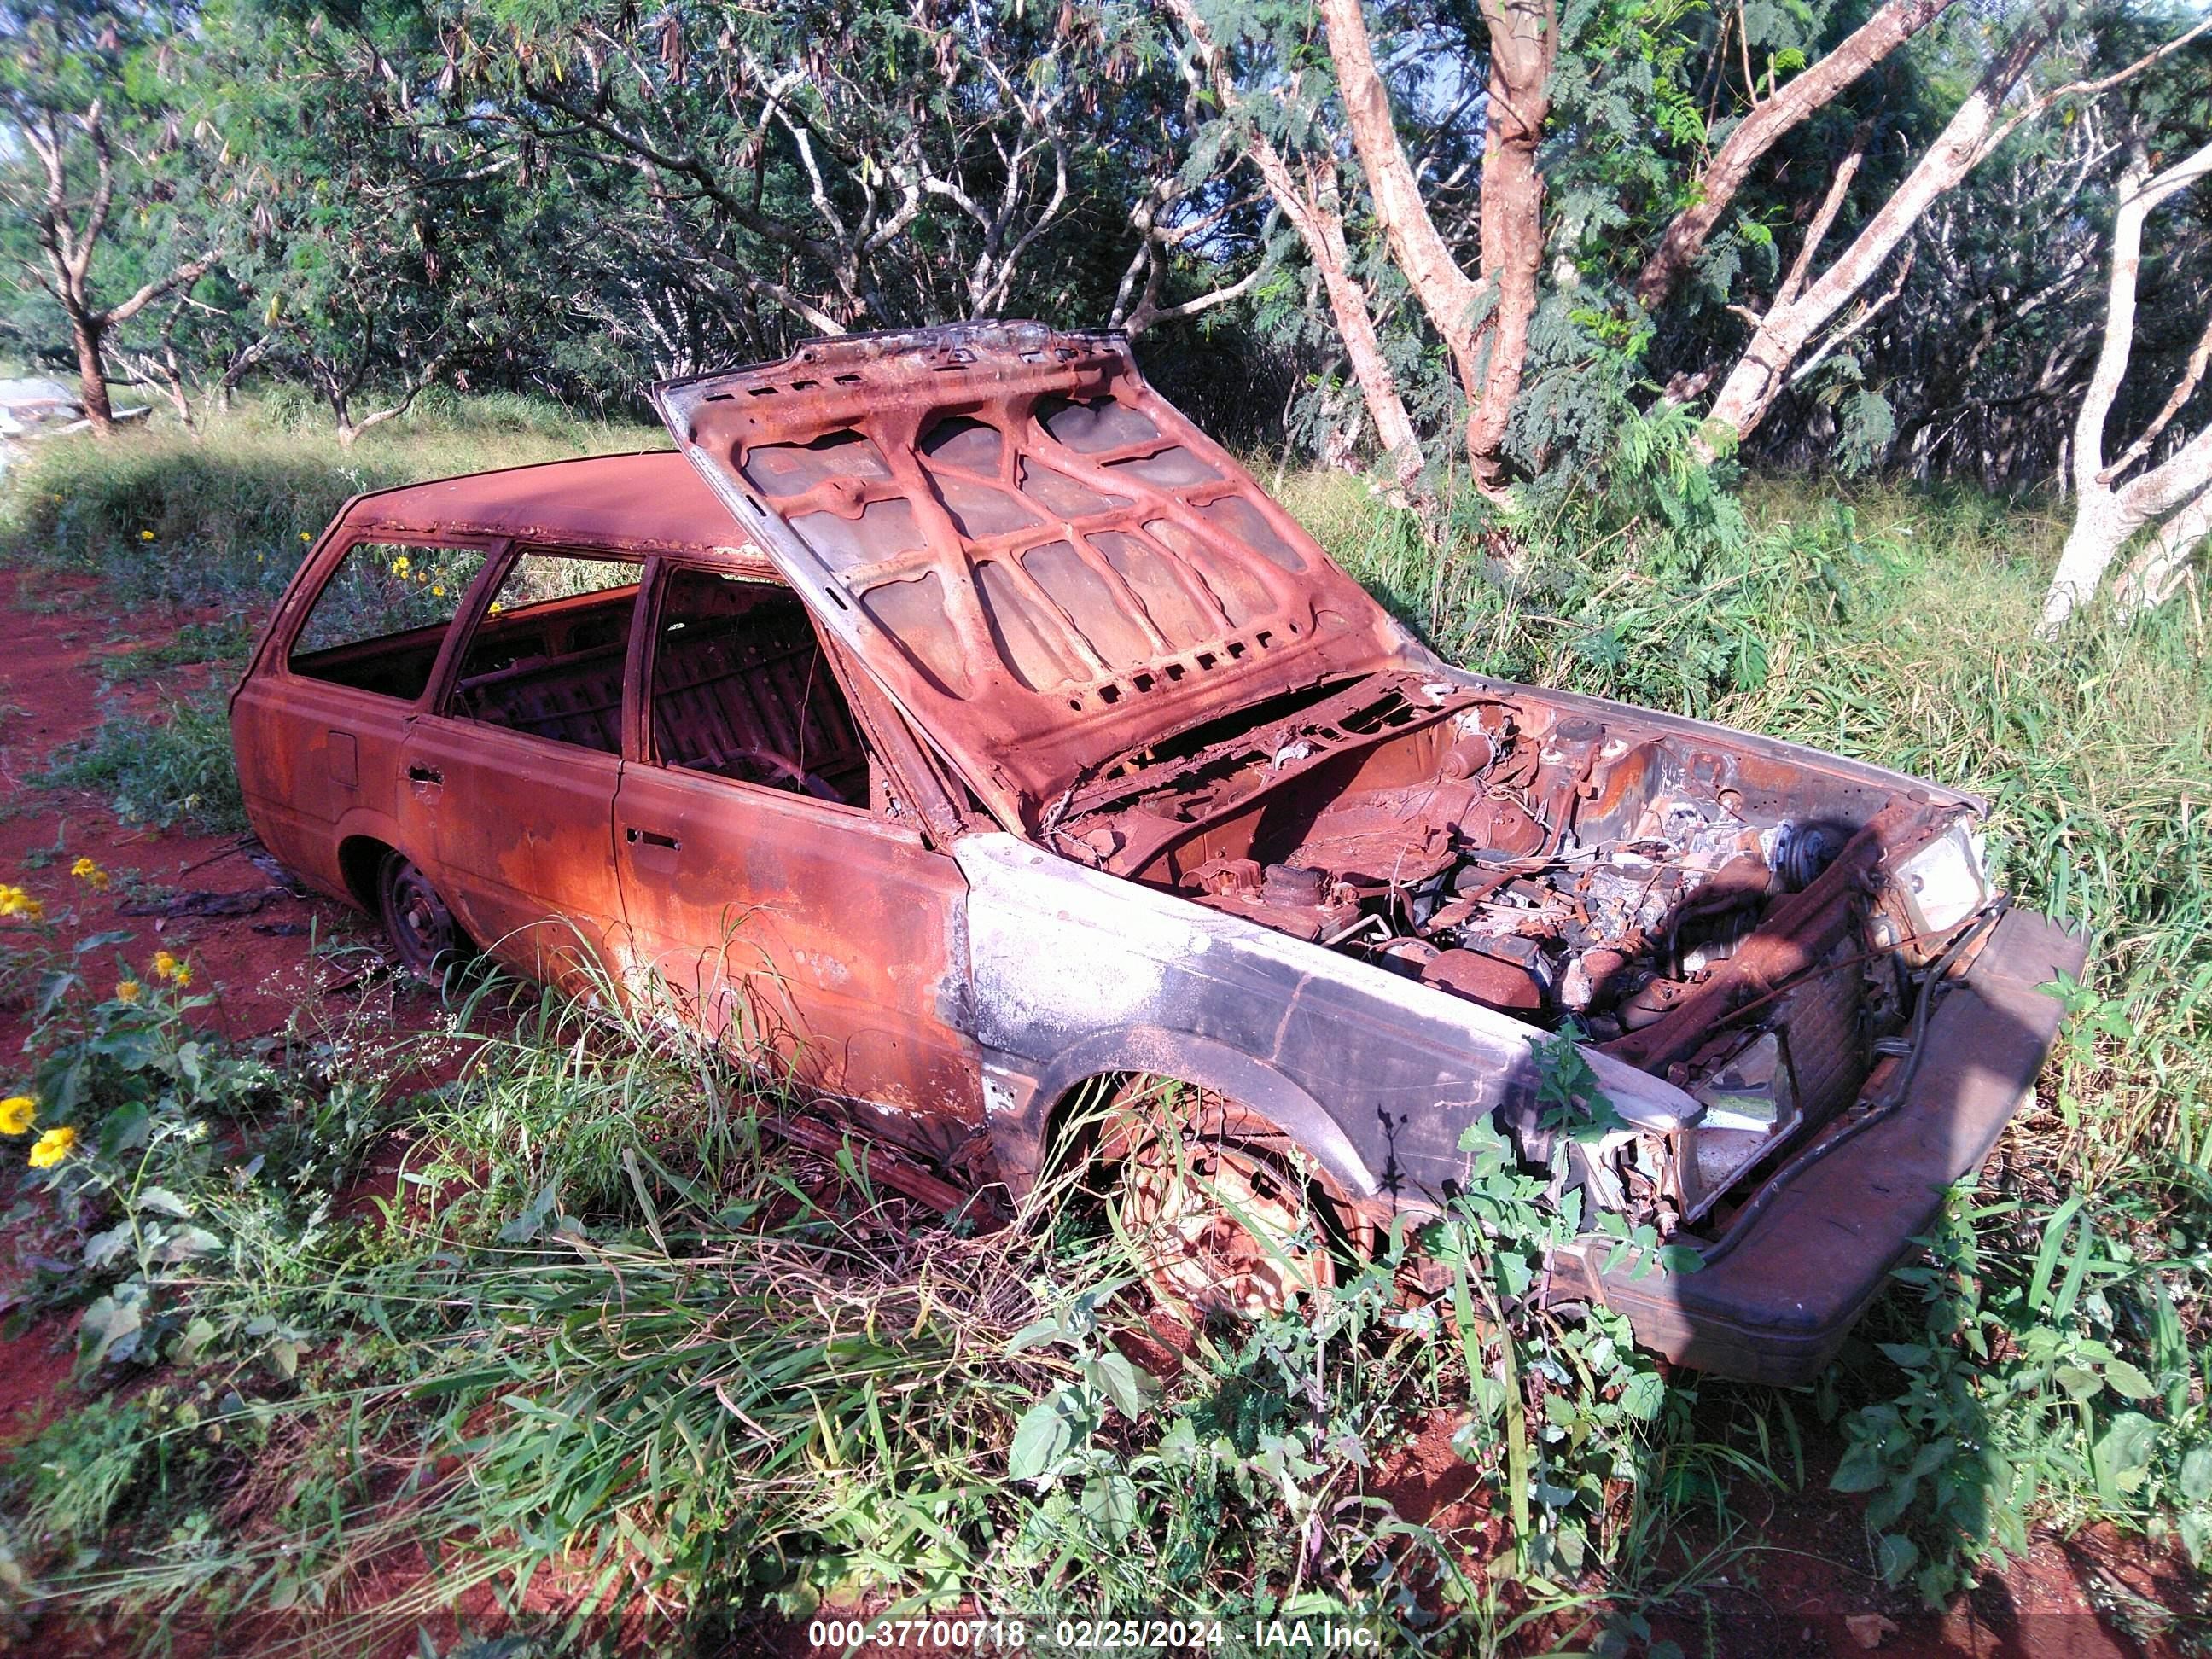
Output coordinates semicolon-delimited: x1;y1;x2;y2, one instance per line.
235;321;2084;1386
646;568;870;804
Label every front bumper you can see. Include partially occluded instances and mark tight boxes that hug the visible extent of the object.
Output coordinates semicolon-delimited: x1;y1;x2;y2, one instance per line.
1551;906;2087;1387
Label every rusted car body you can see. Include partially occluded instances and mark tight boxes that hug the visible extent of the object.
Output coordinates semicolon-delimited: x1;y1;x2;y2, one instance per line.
233;322;2082;1384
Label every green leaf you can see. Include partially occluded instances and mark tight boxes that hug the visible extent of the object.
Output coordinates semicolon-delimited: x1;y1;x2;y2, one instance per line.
1079;1472;1138;1541
79;1283;147;1366
1089;1351;1153;1421
176;1317;217;1364
2179;1447;2212;1505
2093;1413;2157;1505
2029;1194;2087;1312
1620;1371;1666;1422
132;1186;195;1218
2054;1365;2104;1401
1007;1393;1074;1487
1877;1533;1918;1585
2101;1359;2156;1401
1830;1436;1889;1493
153;1225;222;1263
1004;1317;1068;1354
83;1222;135;1270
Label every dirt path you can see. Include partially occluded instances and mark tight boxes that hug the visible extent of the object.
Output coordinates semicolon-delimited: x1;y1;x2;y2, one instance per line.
0;573;2195;1656
0;571;408;1462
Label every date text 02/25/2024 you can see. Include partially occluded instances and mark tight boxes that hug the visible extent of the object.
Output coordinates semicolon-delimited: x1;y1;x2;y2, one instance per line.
804;1616;1382;1650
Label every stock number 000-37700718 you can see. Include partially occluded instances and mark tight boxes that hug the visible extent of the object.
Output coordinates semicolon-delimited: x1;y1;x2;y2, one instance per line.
806;1618;1236;1650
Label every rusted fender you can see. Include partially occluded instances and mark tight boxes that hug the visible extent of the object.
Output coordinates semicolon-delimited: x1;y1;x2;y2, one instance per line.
953;832;1698;1205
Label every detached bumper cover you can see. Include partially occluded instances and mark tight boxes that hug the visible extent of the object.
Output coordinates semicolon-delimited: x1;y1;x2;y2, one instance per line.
1558;907;2087;1387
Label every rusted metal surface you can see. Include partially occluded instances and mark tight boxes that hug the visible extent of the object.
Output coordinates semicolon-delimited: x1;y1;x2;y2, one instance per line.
230;321;2078;1384
1555;908;2087;1385
343;451;748;558
651;321;1422;828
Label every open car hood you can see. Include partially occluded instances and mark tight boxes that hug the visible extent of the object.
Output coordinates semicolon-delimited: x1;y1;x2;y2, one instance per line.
650;322;1421;824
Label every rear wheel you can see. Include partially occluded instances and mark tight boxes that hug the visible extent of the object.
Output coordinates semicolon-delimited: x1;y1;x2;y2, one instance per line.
376;850;468;981
1103;1083;1350;1322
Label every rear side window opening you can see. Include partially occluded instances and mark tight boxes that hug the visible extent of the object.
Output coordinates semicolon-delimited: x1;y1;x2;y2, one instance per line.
446;550;646;755
646;566;870;806
288;541;488;701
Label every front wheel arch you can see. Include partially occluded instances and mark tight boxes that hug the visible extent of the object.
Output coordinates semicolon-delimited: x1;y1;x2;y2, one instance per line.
1004;1028;1382;1204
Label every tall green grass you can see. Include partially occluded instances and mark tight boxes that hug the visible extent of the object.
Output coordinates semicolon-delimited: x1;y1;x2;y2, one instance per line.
0;397;663;611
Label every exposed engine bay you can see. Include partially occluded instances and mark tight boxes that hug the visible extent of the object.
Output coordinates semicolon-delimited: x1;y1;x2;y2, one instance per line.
1045;668;1996;1232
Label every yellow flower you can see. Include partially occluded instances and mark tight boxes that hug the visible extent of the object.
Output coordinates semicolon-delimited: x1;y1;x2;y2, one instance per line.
154;949;181;981
172;964;193;989
138;529;156;542
0;885;44;921
300;531;312;542
0;1096;34;1136
392;555;412;577
432;585;446;597
28;1126;76;1168
487;602;503;614
114;979;142;1004
71;857;110;891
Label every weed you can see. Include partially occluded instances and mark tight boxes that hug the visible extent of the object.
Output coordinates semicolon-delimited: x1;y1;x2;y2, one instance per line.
96;619;255;683
38;685;245;834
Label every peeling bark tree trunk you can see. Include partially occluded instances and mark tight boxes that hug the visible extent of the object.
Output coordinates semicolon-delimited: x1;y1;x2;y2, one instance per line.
1319;0;1553;496
67;311;114;434
1703;11;2058;452
2039;137;2212;632
1633;0;1959;309
2112;486;2212;620
1167;0;1425;497
1466;0;1557;492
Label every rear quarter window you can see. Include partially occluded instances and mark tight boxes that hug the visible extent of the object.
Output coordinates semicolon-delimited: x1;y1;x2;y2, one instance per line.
288;541;487;701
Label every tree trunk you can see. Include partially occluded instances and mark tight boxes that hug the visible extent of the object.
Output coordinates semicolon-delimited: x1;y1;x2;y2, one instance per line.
1318;0;1553;495
1633;0;1959;309
1466;0;1557;492
2040;137;2212;631
1703;10;2057;451
69;311;115;437
2112;487;2211;620
1166;0;1425;496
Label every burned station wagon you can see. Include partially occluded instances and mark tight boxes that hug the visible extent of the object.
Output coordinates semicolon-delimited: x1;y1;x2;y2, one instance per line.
233;322;2083;1385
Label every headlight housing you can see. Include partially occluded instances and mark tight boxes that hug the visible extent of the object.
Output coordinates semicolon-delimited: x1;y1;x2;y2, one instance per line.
1892;820;1989;939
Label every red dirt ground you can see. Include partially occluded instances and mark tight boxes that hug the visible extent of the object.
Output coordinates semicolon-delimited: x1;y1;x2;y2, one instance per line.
0;570;2200;1656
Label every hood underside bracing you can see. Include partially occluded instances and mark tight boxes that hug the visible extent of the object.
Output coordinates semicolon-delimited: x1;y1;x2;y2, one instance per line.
650;322;1421;826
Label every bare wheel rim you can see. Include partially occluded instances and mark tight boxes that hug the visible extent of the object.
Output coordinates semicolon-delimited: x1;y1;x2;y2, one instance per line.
1115;1127;1332;1320
378;853;461;979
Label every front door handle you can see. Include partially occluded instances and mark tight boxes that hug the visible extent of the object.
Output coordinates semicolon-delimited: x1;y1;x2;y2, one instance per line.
626;825;679;851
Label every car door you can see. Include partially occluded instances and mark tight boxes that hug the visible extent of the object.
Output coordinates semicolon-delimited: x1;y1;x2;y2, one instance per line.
397;545;649;987
612;561;983;1159
235;533;496;901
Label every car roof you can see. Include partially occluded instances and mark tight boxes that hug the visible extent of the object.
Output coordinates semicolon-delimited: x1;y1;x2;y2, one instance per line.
338;450;753;557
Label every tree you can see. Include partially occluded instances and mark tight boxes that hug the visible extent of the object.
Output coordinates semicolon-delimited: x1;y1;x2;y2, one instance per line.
0;0;224;434
1316;0;1553;495
2039;138;2212;630
1703;8;2209;453
1631;0;1960;310
1164;0;1426;492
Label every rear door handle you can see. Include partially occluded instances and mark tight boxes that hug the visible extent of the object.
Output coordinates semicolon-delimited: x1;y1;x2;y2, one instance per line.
626;826;679;851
